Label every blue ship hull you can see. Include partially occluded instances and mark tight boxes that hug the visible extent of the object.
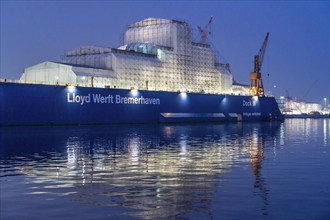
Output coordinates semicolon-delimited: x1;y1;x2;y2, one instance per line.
0;82;284;126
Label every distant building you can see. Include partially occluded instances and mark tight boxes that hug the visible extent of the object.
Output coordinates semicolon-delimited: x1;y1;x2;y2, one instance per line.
277;97;322;115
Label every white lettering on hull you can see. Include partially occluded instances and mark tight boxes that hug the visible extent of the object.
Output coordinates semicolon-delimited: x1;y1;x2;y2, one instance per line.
67;93;160;105
243;112;261;116
242;99;257;107
67;93;91;105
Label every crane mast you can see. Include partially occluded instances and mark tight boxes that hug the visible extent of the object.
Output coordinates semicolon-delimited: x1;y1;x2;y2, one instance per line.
249;32;269;97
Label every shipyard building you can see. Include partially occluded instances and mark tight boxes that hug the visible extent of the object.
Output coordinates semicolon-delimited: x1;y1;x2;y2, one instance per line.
277;98;323;115
20;18;236;94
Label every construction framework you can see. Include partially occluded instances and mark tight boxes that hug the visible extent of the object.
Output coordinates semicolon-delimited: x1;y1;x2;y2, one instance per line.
22;18;234;94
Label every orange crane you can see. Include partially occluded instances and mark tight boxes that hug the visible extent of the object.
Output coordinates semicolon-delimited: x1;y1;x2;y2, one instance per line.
249;32;269;97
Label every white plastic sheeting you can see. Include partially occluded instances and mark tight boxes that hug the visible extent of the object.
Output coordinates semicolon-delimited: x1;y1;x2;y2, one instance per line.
20;62;76;85
20;18;235;93
20;61;114;87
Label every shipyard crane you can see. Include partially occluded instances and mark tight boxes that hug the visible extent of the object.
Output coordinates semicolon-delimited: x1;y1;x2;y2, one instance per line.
249;32;269;97
298;79;318;102
198;16;213;44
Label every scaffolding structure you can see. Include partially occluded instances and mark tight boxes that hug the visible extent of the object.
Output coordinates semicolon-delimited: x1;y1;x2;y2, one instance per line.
56;18;233;93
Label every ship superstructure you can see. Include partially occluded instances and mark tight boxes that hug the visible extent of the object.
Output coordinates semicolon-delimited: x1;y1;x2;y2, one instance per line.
20;18;233;94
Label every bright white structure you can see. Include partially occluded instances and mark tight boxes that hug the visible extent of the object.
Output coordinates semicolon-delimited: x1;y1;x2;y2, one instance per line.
20;18;235;94
232;82;250;96
282;99;322;115
20;61;114;87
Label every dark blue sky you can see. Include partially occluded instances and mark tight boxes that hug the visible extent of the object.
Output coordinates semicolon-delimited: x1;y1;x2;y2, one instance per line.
1;1;329;103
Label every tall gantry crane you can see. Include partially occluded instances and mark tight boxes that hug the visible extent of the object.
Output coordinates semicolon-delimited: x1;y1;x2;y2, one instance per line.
249;32;269;97
198;16;213;44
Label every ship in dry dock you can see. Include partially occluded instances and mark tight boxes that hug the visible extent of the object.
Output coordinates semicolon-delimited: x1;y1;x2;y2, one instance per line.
0;18;283;125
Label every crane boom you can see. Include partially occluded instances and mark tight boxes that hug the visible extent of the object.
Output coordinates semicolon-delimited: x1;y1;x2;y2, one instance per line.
249;32;269;97
257;32;269;72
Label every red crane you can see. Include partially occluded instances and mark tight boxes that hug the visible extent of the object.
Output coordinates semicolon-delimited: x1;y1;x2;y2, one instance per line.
249;32;269;97
198;17;213;44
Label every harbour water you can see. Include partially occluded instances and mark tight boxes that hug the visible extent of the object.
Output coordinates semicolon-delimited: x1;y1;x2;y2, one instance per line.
1;119;329;219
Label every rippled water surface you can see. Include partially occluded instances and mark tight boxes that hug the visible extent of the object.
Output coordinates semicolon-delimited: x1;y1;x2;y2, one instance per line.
1;119;329;219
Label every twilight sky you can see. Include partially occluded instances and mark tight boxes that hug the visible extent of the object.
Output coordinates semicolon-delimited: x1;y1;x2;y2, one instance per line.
1;1;329;104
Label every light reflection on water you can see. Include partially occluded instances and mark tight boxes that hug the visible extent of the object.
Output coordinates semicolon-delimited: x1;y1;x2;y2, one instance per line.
1;119;329;219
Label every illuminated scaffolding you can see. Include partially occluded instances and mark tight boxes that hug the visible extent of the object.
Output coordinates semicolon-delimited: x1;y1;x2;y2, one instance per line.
56;18;233;93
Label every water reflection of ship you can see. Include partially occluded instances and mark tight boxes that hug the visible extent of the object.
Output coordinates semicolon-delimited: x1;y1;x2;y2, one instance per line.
1;122;283;219
66;124;241;218
248;126;270;216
